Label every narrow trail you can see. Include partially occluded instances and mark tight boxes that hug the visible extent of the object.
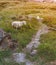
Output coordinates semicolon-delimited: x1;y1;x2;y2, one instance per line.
12;22;49;65
26;22;49;51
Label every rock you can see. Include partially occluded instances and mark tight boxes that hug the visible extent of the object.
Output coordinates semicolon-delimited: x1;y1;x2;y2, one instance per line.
10;15;17;20
8;39;18;50
26;60;33;65
30;50;37;56
12;53;34;65
0;29;7;43
13;53;26;63
0;28;18;50
18;15;26;20
26;23;49;54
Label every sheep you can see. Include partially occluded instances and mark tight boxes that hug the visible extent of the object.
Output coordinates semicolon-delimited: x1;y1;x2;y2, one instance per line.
36;16;43;22
12;21;26;29
36;16;40;19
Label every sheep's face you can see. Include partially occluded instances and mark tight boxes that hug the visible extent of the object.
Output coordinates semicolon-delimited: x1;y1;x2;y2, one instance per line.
37;16;40;19
22;21;26;25
12;23;19;29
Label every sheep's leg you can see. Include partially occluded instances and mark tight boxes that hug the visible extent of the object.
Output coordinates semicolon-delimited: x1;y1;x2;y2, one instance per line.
15;28;18;31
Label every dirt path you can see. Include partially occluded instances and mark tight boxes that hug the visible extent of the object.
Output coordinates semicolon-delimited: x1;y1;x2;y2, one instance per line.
12;22;49;65
26;22;49;51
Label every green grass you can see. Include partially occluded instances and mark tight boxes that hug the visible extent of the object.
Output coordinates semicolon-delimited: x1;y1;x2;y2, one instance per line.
38;31;56;61
0;2;56;65
0;14;40;48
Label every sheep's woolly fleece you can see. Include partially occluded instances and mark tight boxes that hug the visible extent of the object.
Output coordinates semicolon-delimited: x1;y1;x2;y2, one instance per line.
12;21;26;28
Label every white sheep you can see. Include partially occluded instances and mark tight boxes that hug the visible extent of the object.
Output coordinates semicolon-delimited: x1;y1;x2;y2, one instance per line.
36;16;43;22
12;21;26;29
36;16;40;19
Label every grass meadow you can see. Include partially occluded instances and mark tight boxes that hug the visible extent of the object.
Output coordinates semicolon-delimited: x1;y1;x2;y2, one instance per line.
0;1;56;65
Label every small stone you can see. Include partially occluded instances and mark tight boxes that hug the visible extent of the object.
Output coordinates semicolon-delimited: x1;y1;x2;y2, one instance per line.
0;29;18;50
0;29;6;42
13;53;26;63
26;60;33;65
30;50;37;56
8;39;18;50
10;15;17;20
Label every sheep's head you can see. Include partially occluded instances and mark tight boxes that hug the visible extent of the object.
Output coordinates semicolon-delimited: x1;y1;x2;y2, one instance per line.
22;21;26;25
37;16;40;19
37;16;43;22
